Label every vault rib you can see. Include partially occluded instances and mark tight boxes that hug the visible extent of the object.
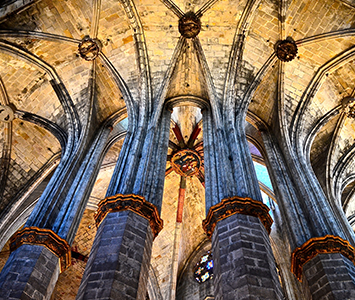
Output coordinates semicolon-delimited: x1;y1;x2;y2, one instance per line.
159;0;184;18
0;76;12;203
91;0;101;38
0;29;80;43
290;45;355;146
120;0;152;117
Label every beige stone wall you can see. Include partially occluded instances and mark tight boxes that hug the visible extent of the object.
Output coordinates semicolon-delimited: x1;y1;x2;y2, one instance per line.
51;209;97;300
0;239;10;273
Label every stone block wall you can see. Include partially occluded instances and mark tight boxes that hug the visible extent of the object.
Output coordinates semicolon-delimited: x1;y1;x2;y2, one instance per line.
0;245;59;300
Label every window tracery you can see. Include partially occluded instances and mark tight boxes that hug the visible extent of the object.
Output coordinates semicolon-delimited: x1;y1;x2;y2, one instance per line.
194;252;213;283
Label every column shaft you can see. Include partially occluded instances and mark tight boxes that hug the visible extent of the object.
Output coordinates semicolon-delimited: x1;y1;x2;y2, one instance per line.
303;253;355;300
0;245;59;300
76;210;153;300
212;213;283;300
261;130;355;297
0;124;112;300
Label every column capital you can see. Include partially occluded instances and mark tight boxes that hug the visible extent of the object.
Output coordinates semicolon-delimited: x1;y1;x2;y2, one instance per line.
291;235;355;281
202;196;273;238
10;226;71;272
94;193;164;238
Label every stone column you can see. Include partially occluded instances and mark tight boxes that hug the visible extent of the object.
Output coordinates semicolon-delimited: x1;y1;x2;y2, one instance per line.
76;210;153;300
292;235;355;300
76;195;163;300
303;253;355;300
0;124;112;299
261;130;355;299
203;197;283;300
0;245;60;300
202;107;284;299
75;101;170;299
0;227;70;300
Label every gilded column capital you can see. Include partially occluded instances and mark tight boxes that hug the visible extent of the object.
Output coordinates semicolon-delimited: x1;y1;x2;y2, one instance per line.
202;196;273;238
94;193;164;238
10;227;71;272
291;235;355;281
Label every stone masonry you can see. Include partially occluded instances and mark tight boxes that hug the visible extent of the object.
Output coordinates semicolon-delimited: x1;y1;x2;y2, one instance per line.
0;244;59;300
1;0;355;299
303;253;355;300
76;210;153;300
212;213;283;300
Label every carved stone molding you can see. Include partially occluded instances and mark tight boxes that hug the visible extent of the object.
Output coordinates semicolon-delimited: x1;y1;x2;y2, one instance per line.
275;38;298;62
78;38;101;61
202;196;273;238
291;235;355;281
95;194;164;238
0;105;14;122
10;227;71;272
178;12;201;38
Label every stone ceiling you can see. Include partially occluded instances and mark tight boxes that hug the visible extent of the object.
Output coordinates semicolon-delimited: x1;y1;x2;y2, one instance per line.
0;0;355;298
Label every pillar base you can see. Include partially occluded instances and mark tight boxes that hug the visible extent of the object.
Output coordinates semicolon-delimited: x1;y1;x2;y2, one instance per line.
0;244;60;300
212;213;283;300
302;253;355;299
76;210;153;300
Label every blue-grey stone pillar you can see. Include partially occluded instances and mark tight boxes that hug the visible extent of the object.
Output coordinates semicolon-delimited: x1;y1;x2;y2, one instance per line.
303;253;355;300
0;245;59;300
0;121;113;299
76;210;153;300
77;106;171;299
291;235;355;300
203;196;283;300
261;129;355;299
203;111;284;299
212;213;283;300
76;194;163;300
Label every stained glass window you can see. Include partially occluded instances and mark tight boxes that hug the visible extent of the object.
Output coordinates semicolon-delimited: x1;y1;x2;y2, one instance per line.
194;251;213;283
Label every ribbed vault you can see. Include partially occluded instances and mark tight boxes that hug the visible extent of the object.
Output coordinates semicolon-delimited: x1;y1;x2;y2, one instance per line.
0;0;355;299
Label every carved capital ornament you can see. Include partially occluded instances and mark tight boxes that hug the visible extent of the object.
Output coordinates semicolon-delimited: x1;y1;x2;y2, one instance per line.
202;196;273;238
291;235;355;281
10;227;71;272
95;194;163;238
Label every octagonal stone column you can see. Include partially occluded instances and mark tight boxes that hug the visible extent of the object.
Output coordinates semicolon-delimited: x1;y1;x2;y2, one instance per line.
76;209;155;300
203;197;283;300
76;189;164;299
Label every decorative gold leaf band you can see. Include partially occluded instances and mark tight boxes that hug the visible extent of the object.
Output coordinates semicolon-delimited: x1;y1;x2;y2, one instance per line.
291;235;355;281
202;196;273;238
10;227;71;272
95;193;163;238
